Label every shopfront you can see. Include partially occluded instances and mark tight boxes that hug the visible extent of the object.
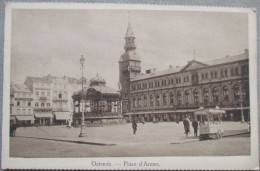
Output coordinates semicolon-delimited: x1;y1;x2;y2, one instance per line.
34;112;53;125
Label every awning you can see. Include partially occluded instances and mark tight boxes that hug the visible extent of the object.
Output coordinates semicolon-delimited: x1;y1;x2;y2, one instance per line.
16;115;34;121
35;112;53;118
54;112;71;120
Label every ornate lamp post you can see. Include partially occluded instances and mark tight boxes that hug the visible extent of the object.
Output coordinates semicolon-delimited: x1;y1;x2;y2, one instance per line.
79;55;86;137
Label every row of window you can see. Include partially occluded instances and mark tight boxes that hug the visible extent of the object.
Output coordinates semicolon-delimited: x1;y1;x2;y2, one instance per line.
35;102;51;107
35;91;51;97
132;85;249;108
53;91;67;99
16;109;32;114
17;101;31;107
131;65;248;91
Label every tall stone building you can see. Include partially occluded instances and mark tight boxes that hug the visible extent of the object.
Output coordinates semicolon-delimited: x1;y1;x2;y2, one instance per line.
119;23;141;113
119;23;250;122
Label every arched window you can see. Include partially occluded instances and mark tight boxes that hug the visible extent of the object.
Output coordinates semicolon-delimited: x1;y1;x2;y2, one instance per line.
156;94;160;106
185;90;189;103
150;95;154;106
133;97;136;108
170;92;174;104
213;87;218;102
144;95;147;107
203;88;209;102
177;91;182;104
233;85;240;100
223;86;229;101
242;84;249;100
138;96;142;107
163;93;167;106
193;89;199;103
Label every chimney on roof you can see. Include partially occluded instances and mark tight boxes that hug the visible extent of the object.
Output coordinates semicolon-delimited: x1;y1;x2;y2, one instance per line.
244;49;248;55
169;65;173;69
153;68;156;73
176;66;180;68
225;55;229;58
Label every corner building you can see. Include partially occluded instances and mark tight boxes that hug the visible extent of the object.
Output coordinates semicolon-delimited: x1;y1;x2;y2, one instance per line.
119;24;250;122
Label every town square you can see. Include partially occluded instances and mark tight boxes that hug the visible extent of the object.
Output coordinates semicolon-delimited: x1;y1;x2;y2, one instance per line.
3;4;258;169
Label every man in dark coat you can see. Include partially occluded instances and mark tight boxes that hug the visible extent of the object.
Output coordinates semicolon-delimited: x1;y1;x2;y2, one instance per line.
10;123;18;137
192;119;199;137
183;117;190;137
132;117;138;135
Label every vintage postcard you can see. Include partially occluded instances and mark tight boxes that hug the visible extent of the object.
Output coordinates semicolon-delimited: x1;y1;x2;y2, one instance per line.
1;2;258;170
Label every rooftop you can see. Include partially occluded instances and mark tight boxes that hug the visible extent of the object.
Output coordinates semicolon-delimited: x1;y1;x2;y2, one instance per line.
26;76;52;83
11;84;31;94
132;50;248;82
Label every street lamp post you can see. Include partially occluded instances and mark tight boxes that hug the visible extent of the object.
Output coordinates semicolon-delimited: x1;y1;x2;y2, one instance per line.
240;98;245;123
238;81;245;123
79;55;86;137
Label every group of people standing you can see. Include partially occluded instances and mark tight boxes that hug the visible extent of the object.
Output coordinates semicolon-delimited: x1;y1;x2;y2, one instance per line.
183;117;198;137
131;116;199;137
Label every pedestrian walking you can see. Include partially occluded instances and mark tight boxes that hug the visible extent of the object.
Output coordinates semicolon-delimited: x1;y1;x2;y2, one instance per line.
132;117;137;135
153;117;156;124
183;117;190;137
10;123;17;137
176;117;179;124
67;119;72;129
141;117;145;124
192;118;198;137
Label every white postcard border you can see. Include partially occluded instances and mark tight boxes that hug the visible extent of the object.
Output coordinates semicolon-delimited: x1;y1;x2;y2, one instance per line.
1;2;258;170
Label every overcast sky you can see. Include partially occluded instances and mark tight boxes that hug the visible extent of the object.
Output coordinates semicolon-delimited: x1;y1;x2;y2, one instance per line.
11;9;248;89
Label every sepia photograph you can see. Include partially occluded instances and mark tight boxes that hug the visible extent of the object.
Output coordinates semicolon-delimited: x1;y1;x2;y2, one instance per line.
1;3;258;170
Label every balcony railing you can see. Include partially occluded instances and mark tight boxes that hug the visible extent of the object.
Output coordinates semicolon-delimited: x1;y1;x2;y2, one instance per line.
39;97;48;101
34;106;52;111
52;107;69;111
52;98;68;102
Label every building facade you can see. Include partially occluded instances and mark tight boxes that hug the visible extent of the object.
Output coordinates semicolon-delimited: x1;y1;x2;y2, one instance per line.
10;84;34;125
25;77;53;124
119;24;249;122
119;23;141;114
23;75;89;125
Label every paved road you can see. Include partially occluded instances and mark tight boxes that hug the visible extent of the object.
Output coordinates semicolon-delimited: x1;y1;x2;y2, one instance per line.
10;133;250;157
13;122;249;145
10;122;250;157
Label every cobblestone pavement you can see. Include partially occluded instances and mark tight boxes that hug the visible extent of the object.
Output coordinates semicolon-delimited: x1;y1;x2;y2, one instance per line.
14;122;249;145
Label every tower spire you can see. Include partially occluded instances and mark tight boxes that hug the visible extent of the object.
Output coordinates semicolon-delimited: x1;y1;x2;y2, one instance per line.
125;22;135;38
124;21;136;51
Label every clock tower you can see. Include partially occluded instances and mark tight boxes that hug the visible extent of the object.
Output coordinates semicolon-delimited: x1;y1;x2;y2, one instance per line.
119;23;141;113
